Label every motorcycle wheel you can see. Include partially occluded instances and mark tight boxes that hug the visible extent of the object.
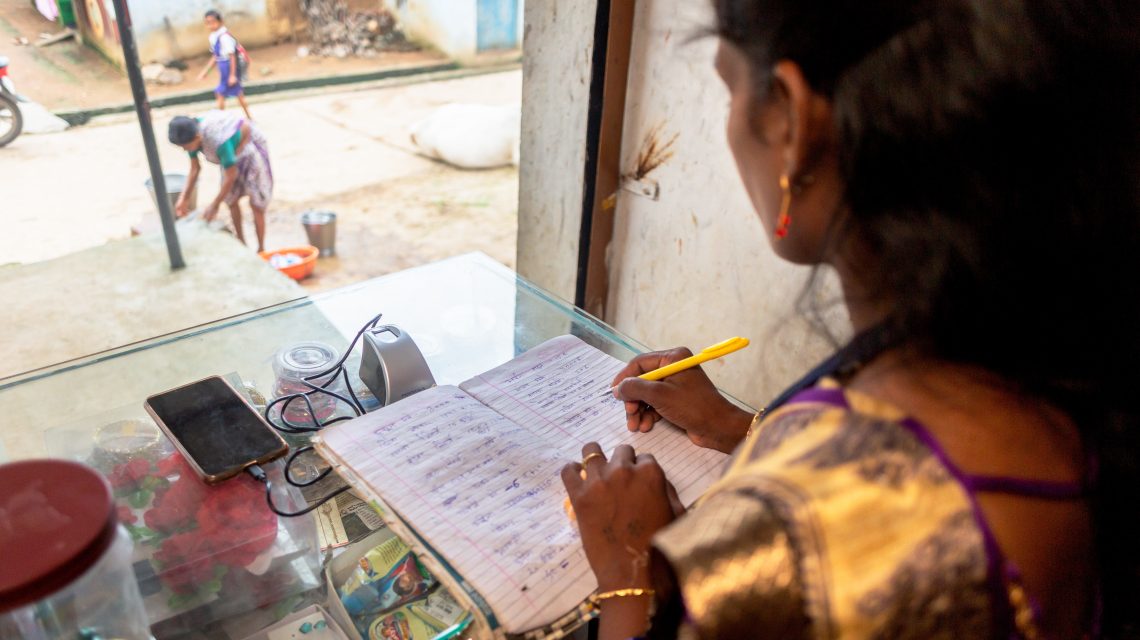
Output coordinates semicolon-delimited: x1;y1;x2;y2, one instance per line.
0;93;23;148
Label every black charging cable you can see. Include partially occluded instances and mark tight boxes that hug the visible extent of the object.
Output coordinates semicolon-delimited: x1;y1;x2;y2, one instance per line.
252;312;383;517
248;463;351;517
264;312;383;433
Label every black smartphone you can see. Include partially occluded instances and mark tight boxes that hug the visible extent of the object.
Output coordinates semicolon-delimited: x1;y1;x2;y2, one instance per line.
144;375;288;484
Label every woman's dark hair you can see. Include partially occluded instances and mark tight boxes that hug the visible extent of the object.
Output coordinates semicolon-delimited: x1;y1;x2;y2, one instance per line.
168;116;199;145
204;9;222;21
715;0;1139;634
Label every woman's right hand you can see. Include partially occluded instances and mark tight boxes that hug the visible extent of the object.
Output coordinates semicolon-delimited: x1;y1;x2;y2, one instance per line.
612;348;755;453
174;195;188;218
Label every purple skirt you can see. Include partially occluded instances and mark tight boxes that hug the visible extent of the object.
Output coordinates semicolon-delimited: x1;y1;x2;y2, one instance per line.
215;59;243;97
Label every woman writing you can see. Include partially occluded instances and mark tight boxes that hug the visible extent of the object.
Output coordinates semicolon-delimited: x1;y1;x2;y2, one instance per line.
168;111;273;253
563;0;1138;638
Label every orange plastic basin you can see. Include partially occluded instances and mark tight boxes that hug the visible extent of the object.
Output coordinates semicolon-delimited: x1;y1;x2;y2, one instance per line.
259;245;318;281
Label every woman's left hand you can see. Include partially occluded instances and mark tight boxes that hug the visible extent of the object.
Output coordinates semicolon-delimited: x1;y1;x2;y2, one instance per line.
562;442;684;591
203;202;220;222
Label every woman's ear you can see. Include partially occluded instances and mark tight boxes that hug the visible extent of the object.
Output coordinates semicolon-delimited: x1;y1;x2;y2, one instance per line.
769;61;836;181
745;68;790;155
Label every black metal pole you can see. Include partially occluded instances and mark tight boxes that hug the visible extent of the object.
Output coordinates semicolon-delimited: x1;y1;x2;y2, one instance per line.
111;0;185;270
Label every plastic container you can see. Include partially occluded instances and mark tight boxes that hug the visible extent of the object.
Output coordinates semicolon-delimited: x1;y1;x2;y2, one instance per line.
259;246;319;281
272;341;343;427
92;418;164;469
0;459;152;640
300;211;337;257
42;407;323;638
144;173;195;216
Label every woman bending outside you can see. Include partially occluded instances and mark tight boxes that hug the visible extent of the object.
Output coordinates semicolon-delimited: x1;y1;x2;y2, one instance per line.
168;111;273;253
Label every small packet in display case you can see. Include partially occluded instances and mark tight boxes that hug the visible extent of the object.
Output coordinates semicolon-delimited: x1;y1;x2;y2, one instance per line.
338;536;435;636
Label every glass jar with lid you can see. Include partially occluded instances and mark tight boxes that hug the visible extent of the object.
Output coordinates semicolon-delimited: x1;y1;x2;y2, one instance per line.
271;341;347;427
0;459;152;639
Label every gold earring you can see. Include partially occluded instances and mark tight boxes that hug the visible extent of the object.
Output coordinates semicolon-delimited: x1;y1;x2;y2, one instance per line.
775;174;792;239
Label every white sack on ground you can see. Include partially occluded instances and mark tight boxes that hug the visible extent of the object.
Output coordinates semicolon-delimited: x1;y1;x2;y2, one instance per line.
18;100;70;134
409;103;520;169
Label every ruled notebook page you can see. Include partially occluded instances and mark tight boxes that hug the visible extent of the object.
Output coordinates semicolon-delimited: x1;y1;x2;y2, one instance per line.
319;335;728;633
460;335;729;507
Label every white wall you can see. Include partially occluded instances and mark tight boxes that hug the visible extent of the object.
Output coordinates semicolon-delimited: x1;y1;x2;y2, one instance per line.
384;0;477;60
515;0;596;303
604;1;846;407
132;0;275;64
78;0;278;67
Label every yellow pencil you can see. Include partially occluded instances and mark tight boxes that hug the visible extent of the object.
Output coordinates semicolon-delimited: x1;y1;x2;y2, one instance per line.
599;336;750;398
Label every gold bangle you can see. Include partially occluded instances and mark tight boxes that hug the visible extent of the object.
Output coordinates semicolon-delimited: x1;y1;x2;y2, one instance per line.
591;587;656;605
745;409;765;439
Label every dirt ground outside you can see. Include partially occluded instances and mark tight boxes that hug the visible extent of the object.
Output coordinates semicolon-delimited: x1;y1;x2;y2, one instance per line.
274;164;519;293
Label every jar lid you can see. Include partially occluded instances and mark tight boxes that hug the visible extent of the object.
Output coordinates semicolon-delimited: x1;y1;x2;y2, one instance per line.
273;341;340;381
0;459;118;614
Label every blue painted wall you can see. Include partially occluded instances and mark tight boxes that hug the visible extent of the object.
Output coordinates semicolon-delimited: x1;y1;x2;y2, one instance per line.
476;0;519;52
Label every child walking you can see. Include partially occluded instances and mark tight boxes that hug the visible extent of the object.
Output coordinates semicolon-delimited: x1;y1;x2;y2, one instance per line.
196;10;252;120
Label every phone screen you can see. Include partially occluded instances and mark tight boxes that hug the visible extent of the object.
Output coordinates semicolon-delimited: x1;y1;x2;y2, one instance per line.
146;376;287;481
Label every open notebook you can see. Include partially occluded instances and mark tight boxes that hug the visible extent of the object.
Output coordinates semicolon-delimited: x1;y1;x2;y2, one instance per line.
316;335;729;637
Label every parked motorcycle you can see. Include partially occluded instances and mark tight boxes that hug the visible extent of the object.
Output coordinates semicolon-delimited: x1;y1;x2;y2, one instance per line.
0;56;24;148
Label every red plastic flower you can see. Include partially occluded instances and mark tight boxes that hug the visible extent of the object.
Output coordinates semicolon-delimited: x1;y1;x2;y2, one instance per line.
153;532;219;594
108;458;153;492
144;473;207;534
116;505;138;526
197;476;278;566
133;452;282;597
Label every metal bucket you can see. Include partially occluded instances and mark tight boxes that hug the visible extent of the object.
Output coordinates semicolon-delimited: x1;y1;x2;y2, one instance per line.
301;211;337;257
144;173;195;214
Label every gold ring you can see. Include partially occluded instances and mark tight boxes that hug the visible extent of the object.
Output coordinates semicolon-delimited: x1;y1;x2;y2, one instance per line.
582;452;605;466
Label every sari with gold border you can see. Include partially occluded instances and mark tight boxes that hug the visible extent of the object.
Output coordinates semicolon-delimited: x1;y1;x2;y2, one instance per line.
646;379;1082;639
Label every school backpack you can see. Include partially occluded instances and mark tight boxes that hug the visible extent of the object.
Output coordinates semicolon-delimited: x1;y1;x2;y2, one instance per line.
235;42;251;82
213;32;251;82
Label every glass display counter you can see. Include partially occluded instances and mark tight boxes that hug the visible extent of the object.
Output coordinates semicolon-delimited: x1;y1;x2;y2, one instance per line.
0;253;646;638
